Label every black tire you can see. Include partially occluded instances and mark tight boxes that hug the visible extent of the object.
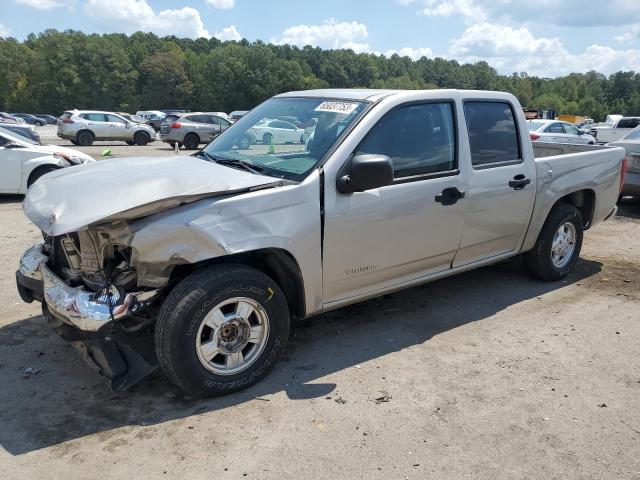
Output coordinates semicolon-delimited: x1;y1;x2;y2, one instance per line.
262;133;273;145
76;130;94;146
155;264;290;397
126;140;135;146
134;131;150;146
27;166;57;187
525;204;583;281
238;134;251;149
183;133;200;150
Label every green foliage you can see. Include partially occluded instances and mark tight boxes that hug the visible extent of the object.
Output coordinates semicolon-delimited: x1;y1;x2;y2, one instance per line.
1;30;639;121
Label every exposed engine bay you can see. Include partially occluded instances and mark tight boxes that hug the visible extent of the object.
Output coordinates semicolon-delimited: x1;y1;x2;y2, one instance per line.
45;229;137;297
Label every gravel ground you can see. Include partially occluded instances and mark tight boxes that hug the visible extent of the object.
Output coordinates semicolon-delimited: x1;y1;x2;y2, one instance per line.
1;127;639;479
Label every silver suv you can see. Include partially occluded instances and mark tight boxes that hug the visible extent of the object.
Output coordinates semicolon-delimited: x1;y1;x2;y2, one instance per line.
159;112;231;150
58;110;156;146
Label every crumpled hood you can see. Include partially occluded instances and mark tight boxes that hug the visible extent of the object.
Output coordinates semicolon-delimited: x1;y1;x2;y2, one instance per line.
23;155;283;236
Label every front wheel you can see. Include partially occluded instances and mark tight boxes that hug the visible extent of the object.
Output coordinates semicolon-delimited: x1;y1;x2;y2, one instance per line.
525;204;583;281
134;131;150;146
155;264;290;397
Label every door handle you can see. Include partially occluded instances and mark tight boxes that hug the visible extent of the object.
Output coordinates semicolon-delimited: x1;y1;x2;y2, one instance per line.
509;174;531;190
435;187;465;205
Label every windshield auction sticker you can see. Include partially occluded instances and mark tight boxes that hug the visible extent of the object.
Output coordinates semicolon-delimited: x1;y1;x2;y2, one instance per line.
314;101;358;115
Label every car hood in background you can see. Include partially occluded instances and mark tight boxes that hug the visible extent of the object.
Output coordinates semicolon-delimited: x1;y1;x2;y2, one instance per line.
37;144;95;163
23;155;283;236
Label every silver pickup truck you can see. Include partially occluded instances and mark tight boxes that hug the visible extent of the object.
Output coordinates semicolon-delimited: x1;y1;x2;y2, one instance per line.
16;89;625;396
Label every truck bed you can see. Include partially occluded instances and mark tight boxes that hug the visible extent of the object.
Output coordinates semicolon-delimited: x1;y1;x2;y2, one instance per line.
521;142;625;252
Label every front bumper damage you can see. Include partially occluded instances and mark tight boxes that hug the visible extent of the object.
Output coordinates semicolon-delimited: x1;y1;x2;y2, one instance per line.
16;244;159;391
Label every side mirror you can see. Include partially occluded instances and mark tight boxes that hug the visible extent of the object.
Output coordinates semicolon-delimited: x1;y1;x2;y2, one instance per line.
578;130;583;135
336;154;394;194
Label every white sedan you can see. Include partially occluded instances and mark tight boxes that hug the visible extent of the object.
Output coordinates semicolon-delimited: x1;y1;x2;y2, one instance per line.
528;120;596;145
252;120;305;145
0;126;94;194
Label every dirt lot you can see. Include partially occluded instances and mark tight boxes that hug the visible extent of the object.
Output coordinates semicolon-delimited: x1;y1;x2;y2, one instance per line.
1;129;639;479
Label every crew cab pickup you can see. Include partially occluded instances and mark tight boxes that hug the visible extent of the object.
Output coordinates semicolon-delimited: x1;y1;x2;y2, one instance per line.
16;89;625;396
592;116;640;143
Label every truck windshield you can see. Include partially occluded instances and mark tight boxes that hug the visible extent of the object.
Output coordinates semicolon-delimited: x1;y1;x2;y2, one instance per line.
203;97;368;181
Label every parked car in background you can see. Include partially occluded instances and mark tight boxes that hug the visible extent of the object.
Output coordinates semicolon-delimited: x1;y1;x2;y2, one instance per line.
251;119;306;145
15;89;624;396
0;126;94;194
136;110;166;131
34;114;58;125
591;117;640;143
528;120;596;144
11;113;46;126
229;110;249;121
609;126;640;198
58;110;156;146
160;112;231;149
1;124;41;143
0;112;25;124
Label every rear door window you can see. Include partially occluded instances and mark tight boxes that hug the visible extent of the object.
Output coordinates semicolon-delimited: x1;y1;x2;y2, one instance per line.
545;123;564;134
355;102;456;178
186;115;206;123
463;101;520;167
82;113;108;122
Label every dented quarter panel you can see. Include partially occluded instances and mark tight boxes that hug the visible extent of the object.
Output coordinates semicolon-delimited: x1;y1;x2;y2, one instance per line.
128;170;323;315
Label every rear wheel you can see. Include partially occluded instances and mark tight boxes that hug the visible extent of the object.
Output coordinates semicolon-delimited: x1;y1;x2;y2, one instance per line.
154;264;290;397
183;133;200;150
134;131;150;146
525;204;583;281
76;130;94;146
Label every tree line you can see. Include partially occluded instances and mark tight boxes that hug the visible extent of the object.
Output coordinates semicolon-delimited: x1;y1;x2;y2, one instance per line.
2;29;640;121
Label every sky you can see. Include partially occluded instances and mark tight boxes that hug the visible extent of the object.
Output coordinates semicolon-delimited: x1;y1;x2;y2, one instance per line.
2;0;640;78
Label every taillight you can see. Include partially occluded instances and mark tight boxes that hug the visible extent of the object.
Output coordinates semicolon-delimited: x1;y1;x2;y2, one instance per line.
62;118;74;124
170;122;182;129
530;133;540;141
620;157;627;193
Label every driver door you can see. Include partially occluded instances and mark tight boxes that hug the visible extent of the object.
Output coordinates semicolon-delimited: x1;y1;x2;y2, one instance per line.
322;101;466;304
107;114;129;139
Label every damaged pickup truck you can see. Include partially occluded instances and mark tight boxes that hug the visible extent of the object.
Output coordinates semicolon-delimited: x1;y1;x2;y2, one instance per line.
16;89;626;396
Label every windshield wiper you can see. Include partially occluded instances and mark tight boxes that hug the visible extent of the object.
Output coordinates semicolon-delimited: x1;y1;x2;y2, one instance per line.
196;150;265;175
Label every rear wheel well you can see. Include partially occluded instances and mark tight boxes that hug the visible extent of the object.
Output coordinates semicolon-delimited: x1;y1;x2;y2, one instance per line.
552;189;595;229
168;249;306;319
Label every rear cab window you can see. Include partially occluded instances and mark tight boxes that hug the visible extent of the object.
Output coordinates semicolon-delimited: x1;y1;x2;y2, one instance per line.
463;101;521;168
